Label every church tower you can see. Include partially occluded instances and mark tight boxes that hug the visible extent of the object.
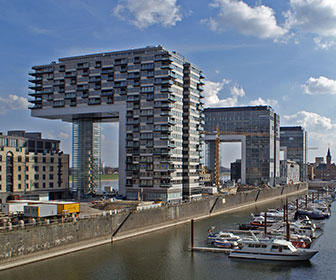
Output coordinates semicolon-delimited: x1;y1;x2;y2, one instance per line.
327;148;331;166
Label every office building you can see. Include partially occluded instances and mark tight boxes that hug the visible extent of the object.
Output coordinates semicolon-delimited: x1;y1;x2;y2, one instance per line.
204;106;280;186
280;126;307;182
29;46;204;201
0;132;69;202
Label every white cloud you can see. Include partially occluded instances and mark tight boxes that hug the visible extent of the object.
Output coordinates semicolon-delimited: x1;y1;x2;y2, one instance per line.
113;0;182;29
203;78;245;107
0;94;29;115
284;111;336;161
303;76;336;95
248;97;278;107
203;0;288;40
313;37;336;50
285;0;336;38
284;111;335;132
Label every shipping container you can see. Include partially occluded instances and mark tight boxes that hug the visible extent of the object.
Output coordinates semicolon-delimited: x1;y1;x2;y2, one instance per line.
24;204;58;218
56;203;80;215
1;203;28;214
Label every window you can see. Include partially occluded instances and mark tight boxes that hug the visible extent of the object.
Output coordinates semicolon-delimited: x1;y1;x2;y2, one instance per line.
34;174;39;180
43;157;46;163
35;166;39;171
43;166;46;172
18;156;22;162
34;156;38;163
18;184;21;190
34;183;39;189
49;174;54;180
43;174;46;180
43;183;46;189
50;166;54;172
49;182;54;188
18;174;21;180
26;166;29;171
25;157;29;162
50;158;54;163
26;175;29;180
18;166;21;171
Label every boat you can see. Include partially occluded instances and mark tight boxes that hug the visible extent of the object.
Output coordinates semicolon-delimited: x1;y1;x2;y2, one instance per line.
229;236;318;261
207;229;240;243
295;210;326;220
213;239;239;249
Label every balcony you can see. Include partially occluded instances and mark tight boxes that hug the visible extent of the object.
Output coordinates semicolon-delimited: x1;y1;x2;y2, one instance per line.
88;98;101;105
28;104;42;109
28;84;42;90
168;95;177;102
161;87;173;93
29;77;42;83
168;118;176;125
65;92;77;99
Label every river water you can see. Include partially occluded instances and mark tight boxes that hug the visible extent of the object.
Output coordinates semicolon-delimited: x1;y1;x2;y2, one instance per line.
1;194;336;280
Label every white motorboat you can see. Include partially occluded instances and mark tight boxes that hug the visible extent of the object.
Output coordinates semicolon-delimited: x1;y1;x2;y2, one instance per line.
229;235;318;261
213;238;239;249
207;229;240;243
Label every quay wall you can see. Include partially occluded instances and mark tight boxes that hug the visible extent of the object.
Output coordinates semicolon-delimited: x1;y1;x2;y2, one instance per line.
0;183;307;270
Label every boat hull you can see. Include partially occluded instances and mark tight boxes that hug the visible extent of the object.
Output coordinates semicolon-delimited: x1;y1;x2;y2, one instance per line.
229;250;318;261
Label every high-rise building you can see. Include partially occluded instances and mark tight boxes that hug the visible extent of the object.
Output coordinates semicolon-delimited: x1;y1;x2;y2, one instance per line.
204;106;280;186
280;126;307;182
29;46;204;201
0;131;69;202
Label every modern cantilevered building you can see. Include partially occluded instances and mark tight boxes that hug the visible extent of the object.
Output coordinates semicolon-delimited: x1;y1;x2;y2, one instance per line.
204;106;280;186
29;46;204;201
280;126;307;182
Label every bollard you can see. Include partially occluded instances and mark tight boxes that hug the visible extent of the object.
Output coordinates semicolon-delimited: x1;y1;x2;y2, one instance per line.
191;219;194;250
264;212;267;236
305;195;308;208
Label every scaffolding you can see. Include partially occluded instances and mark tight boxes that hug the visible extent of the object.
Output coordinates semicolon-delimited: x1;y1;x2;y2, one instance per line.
72;119;101;195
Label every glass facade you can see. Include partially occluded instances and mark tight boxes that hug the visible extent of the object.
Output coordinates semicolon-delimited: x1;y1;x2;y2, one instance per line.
204;106;280;186
280;126;307;182
72;119;101;194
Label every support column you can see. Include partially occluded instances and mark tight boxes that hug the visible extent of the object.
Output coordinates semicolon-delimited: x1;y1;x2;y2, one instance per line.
72;119;101;195
118;110;127;196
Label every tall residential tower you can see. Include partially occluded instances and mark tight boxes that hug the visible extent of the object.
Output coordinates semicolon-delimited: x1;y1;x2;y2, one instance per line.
29;46;204;201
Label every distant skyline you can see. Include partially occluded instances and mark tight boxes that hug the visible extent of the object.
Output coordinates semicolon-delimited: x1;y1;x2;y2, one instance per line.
1;0;336;167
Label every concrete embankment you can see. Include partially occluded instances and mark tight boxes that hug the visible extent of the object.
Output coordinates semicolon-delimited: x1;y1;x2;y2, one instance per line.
0;183;307;271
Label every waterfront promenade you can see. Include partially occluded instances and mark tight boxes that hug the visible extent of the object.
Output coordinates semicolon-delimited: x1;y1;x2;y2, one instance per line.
0;183;306;271
0;192;334;280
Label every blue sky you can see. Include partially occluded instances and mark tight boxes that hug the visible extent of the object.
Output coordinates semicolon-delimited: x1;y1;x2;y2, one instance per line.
1;0;336;167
